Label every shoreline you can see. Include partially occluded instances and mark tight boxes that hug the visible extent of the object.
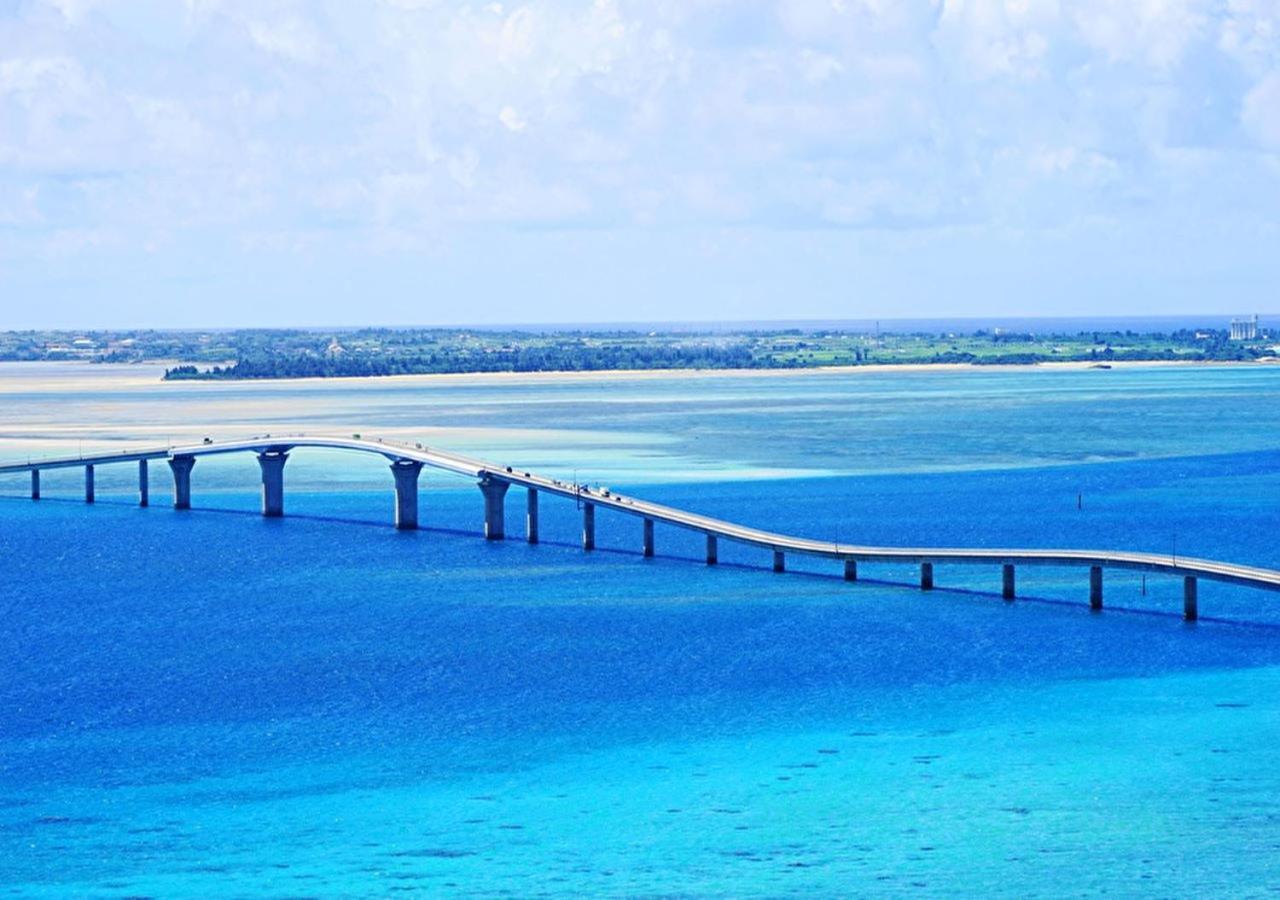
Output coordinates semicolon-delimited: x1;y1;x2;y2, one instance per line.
374;357;1278;382
1;357;1276;390
151;356;1280;386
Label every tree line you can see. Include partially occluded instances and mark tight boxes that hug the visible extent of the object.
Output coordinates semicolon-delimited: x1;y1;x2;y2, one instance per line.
164;343;760;379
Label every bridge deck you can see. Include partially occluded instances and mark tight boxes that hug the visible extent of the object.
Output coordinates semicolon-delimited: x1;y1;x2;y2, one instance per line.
4;435;1279;593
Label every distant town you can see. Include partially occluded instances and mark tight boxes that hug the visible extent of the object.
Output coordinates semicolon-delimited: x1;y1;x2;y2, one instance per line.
0;319;1272;380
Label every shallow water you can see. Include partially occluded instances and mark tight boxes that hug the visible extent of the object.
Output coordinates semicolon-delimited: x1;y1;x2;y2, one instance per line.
6;360;1280;481
2;364;1279;895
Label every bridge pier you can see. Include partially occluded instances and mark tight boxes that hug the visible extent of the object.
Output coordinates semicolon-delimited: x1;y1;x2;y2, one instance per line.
526;488;539;544
479;478;508;540
21;437;1280;629
169;455;195;509
257;451;288;517
582;502;595;551
390;460;423;530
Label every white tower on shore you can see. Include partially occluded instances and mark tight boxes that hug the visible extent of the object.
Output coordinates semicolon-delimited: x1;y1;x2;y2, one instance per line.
1230;315;1258;341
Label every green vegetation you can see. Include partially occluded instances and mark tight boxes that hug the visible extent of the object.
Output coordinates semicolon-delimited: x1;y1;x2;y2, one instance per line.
0;325;1272;380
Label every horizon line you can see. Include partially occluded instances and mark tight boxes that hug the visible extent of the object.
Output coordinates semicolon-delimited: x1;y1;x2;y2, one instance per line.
1;313;1275;334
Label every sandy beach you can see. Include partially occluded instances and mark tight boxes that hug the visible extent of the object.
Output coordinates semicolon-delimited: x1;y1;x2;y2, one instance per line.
2;357;1278;482
1;356;1274;395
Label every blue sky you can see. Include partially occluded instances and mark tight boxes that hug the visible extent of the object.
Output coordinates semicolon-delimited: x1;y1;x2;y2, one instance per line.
1;0;1277;328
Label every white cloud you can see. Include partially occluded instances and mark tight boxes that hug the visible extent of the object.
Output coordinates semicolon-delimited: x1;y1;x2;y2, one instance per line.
1219;0;1280;74
0;0;1276;252
798;49;845;84
1070;0;1211;69
246;16;326;63
1242;70;1280;147
934;0;1057;80
128;96;208;157
0;56;90;103
498;105;527;131
1026;146;1119;181
39;0;104;25
0;183;43;226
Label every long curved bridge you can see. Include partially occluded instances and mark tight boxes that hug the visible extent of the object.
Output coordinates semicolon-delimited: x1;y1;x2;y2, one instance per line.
3;433;1278;622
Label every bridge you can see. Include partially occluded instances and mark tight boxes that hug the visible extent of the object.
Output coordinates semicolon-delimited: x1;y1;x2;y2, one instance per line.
3;433;1279;622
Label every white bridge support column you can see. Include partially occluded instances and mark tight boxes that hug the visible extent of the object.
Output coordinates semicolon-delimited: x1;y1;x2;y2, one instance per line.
844;559;857;582
1089;566;1103;611
1184;576;1198;622
30;469;39;500
138;459;149;507
84;465;95;504
582;502;595;551
480;478;509;540
921;562;934;591
706;534;718;565
169;455;195;510
773;550;785;573
1002;564;1016;601
390;460;422;530
642;518;655;558
257;451;288;518
526;488;538;544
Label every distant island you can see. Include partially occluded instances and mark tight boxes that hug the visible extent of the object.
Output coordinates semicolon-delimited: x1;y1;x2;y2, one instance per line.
0;325;1273;380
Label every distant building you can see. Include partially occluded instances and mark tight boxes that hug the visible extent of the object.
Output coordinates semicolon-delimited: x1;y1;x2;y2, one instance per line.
1230;315;1259;341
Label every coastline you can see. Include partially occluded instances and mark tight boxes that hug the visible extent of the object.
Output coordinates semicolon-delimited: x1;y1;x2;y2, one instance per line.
345;357;1279;385
0;356;1276;393
149;356;1280;386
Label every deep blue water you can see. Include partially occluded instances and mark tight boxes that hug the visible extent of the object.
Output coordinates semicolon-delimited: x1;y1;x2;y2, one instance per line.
3;364;1280;894
4;450;1280;894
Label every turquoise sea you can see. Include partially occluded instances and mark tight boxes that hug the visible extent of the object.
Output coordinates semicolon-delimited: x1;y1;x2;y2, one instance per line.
2;363;1280;895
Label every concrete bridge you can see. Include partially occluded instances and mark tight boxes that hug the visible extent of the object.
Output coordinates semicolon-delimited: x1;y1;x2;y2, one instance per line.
4;434;1279;622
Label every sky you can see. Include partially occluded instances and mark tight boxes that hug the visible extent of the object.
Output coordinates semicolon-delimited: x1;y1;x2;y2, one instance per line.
1;0;1278;328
